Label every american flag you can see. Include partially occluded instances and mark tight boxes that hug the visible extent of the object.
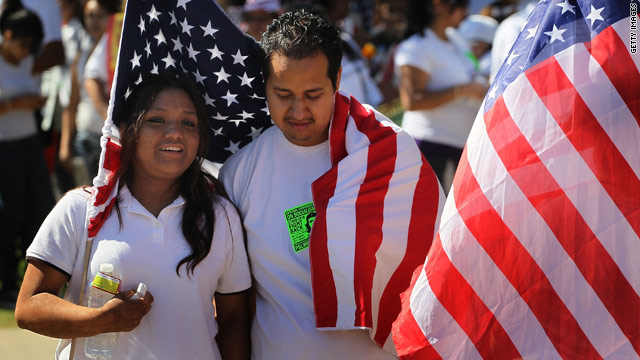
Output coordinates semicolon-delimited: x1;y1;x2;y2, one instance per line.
310;91;444;354
392;0;640;358
87;0;271;237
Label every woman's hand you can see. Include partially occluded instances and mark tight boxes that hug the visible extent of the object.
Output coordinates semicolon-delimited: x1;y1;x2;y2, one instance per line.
98;290;154;333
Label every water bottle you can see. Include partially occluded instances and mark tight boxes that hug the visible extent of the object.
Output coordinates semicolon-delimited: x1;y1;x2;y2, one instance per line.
84;263;121;360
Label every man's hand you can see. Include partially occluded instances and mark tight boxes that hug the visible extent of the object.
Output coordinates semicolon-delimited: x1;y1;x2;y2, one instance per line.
98;290;154;333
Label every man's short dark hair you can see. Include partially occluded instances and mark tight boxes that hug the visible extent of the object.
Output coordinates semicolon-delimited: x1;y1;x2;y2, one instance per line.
259;10;342;89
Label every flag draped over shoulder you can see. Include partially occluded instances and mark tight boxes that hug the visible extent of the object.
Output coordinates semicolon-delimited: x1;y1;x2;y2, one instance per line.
310;91;445;354
88;0;271;237
393;0;640;358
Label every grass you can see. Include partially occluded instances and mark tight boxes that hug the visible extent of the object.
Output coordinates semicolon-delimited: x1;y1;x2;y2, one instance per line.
0;308;16;328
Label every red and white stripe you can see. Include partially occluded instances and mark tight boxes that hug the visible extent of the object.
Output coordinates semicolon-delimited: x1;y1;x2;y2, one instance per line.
310;91;444;354
393;16;640;359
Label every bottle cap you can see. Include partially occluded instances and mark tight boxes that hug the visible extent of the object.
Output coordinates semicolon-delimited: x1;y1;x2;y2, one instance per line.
99;263;114;274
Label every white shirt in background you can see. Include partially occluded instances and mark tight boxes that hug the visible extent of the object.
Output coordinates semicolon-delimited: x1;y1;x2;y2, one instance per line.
395;28;481;149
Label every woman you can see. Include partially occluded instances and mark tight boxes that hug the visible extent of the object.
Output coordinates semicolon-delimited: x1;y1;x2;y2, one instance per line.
395;0;487;192
59;0;120;184
0;0;55;302
15;73;252;360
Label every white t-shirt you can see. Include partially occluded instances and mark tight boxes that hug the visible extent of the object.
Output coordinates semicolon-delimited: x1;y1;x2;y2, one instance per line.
0;54;39;141
26;186;251;360
220;127;396;360
395;28;481;149
84;35;108;84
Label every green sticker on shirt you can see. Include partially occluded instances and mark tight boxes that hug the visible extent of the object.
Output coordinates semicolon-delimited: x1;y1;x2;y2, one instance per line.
284;202;317;253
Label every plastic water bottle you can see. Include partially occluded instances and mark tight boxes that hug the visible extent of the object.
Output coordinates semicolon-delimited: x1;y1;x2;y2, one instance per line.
84;263;121;360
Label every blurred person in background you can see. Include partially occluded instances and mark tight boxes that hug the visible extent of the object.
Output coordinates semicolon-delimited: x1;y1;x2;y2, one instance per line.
316;0;383;107
458;14;498;78
395;0;487;193
240;0;282;41
0;2;55;302
489;0;537;82
479;0;518;23
59;0;120;185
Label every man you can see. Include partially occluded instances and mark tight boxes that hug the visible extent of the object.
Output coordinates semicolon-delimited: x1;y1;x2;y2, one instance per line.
220;11;443;359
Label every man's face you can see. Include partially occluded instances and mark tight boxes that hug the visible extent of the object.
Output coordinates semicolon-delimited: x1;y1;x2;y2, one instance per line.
265;52;341;147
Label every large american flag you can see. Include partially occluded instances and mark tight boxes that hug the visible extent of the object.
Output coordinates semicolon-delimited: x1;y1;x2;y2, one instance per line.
310;91;444;354
392;0;640;358
87;0;271;237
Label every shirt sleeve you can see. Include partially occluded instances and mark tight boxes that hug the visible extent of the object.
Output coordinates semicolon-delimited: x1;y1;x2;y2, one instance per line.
394;36;434;75
215;198;251;294
26;190;89;276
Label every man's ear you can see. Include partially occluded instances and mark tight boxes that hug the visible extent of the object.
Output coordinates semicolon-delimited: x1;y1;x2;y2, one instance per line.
334;66;342;93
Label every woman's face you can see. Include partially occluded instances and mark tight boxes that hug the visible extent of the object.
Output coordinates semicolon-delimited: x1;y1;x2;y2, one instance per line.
131;87;200;185
84;0;110;40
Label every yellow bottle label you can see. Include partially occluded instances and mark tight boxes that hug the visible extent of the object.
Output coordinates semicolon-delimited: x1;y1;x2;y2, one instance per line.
91;272;121;295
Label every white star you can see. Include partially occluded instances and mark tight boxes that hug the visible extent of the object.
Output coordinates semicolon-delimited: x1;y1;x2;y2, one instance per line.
130;50;141;69
186;43;200;61
248;126;263;140
208;45;224;61
135;74;143;85
487;86;498;99
544;24;567;43
231;49;248;66
180;18;193;36
240;110;254;120
201;21;219;38
506;51;519;66
261;105;270;115
169;11;178;26
203;93;215;107
192;68;207;85
172;36;183;53
146;5;161;22
177;0;191;10
151;63;159;74
125;87;132;99
238;72;255;87
525;25;538;39
212;112;228;120
211;127;223;136
225;140;241;153
585;5;605;28
154;29;166;46
229;119;246;127
214;67;231;83
144;40;152;58
162;53;176;69
138;16;145;34
222;90;238;106
251;93;265;99
556;0;575;15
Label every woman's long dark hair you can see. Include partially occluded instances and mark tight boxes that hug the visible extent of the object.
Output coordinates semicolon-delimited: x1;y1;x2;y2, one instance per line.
114;73;232;277
404;0;469;39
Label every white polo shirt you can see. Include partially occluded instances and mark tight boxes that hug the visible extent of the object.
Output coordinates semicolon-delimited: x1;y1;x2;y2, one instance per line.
27;186;251;360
